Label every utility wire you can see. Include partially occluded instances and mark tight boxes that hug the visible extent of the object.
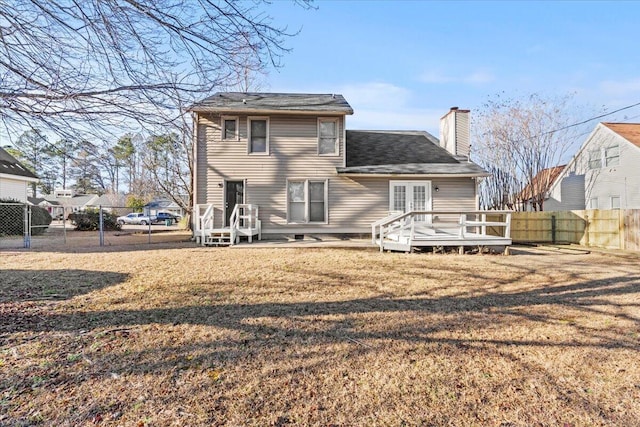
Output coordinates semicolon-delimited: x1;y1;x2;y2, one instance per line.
510;100;640;144
479;100;640;144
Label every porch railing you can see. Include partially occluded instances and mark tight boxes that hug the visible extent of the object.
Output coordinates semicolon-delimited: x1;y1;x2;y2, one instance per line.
229;204;261;244
193;203;215;244
372;210;512;251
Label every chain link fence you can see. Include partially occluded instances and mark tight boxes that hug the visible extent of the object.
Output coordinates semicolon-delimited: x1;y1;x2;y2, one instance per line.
0;203;192;250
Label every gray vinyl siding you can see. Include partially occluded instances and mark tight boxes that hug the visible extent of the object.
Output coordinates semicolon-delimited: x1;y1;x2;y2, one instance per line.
196;112;345;230
196;112;480;232
546;174;585;210
547;124;640;210
438;110;470;158
455;113;470;158
431;178;477;211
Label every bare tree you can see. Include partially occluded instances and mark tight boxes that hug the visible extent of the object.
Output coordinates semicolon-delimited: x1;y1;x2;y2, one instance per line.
473;93;590;211
1;0;308;215
0;1;306;137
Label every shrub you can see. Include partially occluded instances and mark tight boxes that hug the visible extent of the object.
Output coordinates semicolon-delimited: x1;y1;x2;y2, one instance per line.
68;210;121;231
0;198;52;236
30;204;52;235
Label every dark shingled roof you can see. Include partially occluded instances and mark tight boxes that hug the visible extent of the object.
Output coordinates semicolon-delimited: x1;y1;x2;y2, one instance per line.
189;92;353;114
339;130;488;176
0;147;38;179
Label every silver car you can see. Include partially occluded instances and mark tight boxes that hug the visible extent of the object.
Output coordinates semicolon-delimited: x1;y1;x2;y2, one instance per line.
116;212;152;225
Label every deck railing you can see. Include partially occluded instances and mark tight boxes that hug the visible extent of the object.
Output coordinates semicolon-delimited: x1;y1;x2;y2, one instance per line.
372;210;512;251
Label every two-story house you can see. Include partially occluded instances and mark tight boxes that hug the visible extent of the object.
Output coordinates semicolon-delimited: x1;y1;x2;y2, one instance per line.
190;92;496;247
546;122;640;211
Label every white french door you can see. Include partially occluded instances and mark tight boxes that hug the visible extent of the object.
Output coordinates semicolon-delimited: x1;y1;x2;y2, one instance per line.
389;181;432;221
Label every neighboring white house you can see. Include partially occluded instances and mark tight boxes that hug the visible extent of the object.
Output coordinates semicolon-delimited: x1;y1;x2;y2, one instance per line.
546;122;640;210
0;146;39;202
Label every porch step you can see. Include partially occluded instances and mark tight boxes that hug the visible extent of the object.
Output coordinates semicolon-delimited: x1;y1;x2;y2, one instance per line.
203;230;232;246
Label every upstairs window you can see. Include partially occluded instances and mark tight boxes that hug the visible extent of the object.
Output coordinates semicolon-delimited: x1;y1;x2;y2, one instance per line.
222;116;238;140
248;117;269;154
589;144;620;169
588;149;601;169
604;145;619;167
318;118;339;155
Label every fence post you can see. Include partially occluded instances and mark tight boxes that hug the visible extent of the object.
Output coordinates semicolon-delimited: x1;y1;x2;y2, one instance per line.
23;204;31;249
551;215;556;244
62;209;67;244
99;205;104;246
584;211;590;247
619;209;625;250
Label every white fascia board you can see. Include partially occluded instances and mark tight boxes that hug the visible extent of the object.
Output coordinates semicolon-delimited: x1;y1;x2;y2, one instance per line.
0;173;39;183
336;172;489;178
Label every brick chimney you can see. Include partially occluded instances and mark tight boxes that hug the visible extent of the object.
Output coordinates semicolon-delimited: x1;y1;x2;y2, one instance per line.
439;107;470;159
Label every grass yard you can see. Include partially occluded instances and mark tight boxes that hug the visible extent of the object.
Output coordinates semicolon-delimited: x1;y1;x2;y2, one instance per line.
1;245;639;426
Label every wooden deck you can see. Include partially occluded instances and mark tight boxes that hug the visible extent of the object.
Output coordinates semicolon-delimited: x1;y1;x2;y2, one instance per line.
372;211;512;253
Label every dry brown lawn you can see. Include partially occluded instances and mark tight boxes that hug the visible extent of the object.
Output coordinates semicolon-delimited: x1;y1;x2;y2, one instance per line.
1;245;639;426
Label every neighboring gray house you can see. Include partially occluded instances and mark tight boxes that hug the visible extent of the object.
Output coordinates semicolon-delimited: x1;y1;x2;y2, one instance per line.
546;122;640;210
88;193;128;213
190;92;488;239
0;146;39;202
143;198;185;218
35;189;100;219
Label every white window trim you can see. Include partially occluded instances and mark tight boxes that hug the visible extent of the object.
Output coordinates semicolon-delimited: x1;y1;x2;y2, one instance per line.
588;197;598;210
604;145;620;167
611;195;621;210
286;178;329;224
221;115;239;141
589;144;620;169
388;180;433;213
588;149;602;170
317;117;339;156
247;116;269;155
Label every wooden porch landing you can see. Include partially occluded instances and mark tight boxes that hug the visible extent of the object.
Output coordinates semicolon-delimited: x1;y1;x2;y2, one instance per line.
373;211;513;253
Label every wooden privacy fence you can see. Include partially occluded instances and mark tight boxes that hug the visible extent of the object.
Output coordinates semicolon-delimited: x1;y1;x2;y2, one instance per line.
507;209;640;251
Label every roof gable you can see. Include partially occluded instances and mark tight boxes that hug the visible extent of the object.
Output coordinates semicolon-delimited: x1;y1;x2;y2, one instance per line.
190;92;353;115
0;147;39;180
547;122;640;195
519;165;566;200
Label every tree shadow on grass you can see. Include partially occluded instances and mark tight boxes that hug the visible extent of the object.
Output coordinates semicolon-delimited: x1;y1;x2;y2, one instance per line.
4;271;639;345
0;269;129;303
3;265;640;425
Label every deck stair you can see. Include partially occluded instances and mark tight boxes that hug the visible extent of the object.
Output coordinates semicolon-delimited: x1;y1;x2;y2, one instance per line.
194;203;261;246
372;210;512;253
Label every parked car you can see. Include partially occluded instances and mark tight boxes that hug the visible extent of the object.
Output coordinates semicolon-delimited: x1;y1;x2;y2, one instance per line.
117;212;152;225
153;212;180;225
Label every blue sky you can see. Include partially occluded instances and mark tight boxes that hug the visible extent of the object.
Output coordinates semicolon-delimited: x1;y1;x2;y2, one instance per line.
264;1;640;136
